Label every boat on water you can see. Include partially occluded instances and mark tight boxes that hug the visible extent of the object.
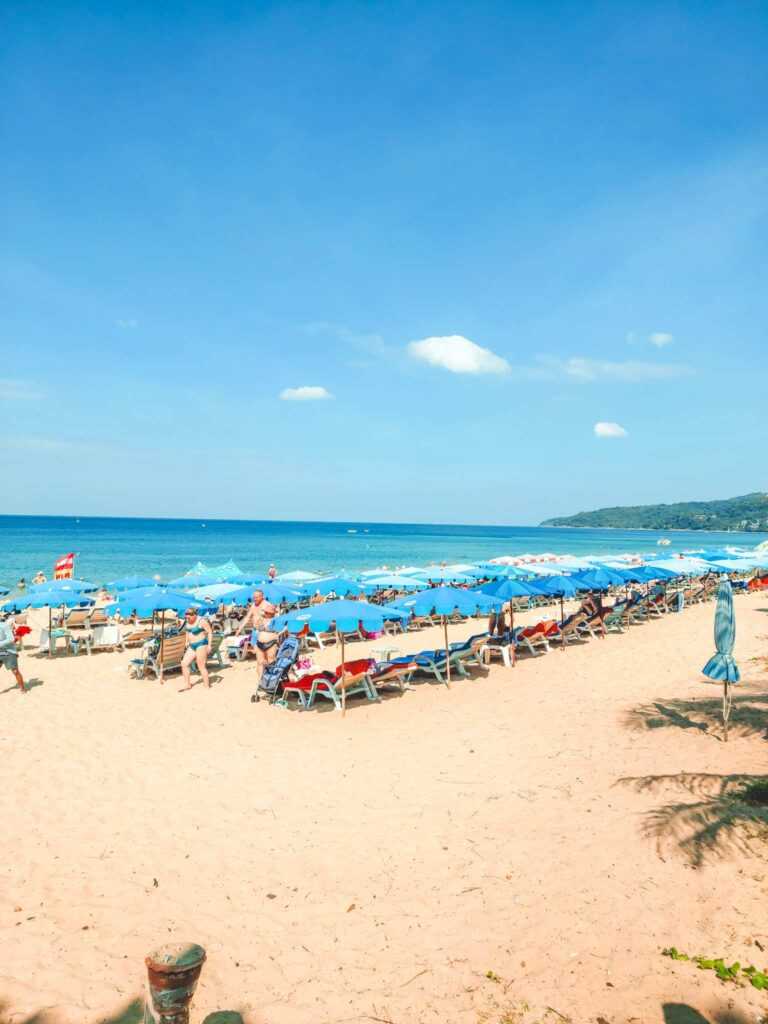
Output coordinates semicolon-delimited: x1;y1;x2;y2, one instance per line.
657;538;671;546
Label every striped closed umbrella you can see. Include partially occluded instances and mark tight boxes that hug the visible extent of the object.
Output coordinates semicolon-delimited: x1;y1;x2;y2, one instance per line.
702;580;740;741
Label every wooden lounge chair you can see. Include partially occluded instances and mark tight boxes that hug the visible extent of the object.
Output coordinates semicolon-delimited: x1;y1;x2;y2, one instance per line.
132;634;187;682
122;626;155;648
88;608;110;628
63;608;91;631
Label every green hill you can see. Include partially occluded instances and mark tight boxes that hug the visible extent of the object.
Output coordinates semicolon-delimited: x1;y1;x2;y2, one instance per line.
541;492;768;532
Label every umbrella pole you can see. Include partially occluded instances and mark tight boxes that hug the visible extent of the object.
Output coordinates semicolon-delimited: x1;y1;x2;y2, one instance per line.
48;606;52;658
560;594;564;626
723;680;731;743
340;631;346;716
159;610;165;684
444;615;451;686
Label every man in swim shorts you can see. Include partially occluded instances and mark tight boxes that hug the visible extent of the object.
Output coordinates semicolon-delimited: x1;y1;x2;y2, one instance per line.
0;618;26;692
236;589;279;668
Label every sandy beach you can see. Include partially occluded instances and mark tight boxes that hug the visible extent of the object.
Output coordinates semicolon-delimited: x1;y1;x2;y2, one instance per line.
1;594;767;1024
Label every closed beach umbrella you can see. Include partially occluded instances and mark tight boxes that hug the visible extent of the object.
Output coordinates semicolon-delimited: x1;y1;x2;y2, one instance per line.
702;580;740;741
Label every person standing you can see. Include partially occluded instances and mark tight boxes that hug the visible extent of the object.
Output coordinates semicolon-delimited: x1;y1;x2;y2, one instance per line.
236;589;278;668
0;618;26;692
180;608;213;690
267;563;277;581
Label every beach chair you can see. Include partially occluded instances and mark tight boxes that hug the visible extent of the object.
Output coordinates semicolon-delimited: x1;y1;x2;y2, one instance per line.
513;621;554;656
122;626;155;648
549;612;589;646
602;602;627;634
366;659;419;694
135;634;187;682
84;624;124;654
307;627;338;649
64;608;91;631
284;658;377;712
88;608;110;628
479;632;515;668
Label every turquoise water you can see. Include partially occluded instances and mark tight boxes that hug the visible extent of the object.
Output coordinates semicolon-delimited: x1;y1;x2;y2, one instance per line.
0;515;765;587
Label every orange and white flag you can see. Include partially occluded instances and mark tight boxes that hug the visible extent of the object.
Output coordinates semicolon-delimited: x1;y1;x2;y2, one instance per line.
54;553;76;580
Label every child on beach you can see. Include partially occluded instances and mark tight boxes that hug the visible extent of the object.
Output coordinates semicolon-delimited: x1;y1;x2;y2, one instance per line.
0;618;26;692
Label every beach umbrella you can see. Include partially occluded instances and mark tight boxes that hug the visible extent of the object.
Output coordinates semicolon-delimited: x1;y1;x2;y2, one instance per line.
106;575;160;592
275;570;322;583
189;583;243;603
405;586;503;684
299;576;368;598
362;574;427;591
224;572;267;586
480;578;538;633
272;599;408;712
221;582;302;607
702;580;740;741
28;588;95;657
537;575;582;625
27;578;98;594
109;587;209;669
168;572;222;589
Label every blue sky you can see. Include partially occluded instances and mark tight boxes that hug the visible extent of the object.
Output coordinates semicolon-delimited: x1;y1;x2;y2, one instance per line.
1;1;766;524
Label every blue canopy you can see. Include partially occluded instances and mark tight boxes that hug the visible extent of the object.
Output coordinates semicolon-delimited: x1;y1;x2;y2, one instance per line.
702;580;740;683
106;576;160;591
363;574;427;590
400;586;503;617
275;570;322;583
220;582;302;606
480;579;538;600
28;589;95;609
299;576;368;598
27;578;98;594
272;599;408;634
168;572;223;589
224;572;267;586
403;569;476;585
570;570;611;591
537;575;582;598
108;587;205;618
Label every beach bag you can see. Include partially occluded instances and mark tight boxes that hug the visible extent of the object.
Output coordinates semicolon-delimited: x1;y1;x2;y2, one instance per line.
258;635;300;696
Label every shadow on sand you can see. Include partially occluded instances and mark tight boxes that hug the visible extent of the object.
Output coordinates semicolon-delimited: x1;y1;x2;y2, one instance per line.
615;772;768;865
624;692;768;741
662;1002;765;1024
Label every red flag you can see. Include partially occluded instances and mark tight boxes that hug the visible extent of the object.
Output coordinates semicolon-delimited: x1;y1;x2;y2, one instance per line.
54;553;76;580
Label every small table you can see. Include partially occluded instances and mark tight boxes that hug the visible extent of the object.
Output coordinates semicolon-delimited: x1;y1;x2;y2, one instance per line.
372;646;400;663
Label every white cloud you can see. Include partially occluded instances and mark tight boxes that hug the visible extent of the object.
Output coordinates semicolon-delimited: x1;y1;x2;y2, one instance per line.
407;335;510;375
279;386;333;401
116;318;139;329
594;421;628;439
558;357;691;382
0;378;43;401
649;331;674;348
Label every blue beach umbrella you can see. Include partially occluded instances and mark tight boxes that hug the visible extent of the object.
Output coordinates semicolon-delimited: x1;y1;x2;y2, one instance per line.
299;576;369;598
27;578;98;594
221;582;302;607
402;586;503;684
224;572;267;586
702;579;740;741
276;570;322;583
272;598;408;708
106;575;160;592
480;578;539;631
27;588;96;657
109;587;205;618
361;574;427;591
168;572;222;589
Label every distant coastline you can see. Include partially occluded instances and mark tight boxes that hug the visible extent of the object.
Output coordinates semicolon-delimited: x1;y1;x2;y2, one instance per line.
541;492;768;533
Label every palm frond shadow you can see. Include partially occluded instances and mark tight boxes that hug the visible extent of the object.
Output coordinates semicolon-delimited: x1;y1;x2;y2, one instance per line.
663;1004;764;1024
0;997;143;1024
624;693;768;741
616;772;768;866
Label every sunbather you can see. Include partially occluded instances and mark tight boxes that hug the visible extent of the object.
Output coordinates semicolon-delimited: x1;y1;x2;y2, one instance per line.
180;608;213;689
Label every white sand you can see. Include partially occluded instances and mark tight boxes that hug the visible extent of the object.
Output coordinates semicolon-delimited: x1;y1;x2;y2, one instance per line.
1;594;767;1024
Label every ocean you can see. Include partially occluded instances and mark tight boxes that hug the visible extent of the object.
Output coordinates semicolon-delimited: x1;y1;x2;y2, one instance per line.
0;515;765;587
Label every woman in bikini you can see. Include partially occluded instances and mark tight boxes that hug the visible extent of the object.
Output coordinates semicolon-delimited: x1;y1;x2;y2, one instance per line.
180;608;214;689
